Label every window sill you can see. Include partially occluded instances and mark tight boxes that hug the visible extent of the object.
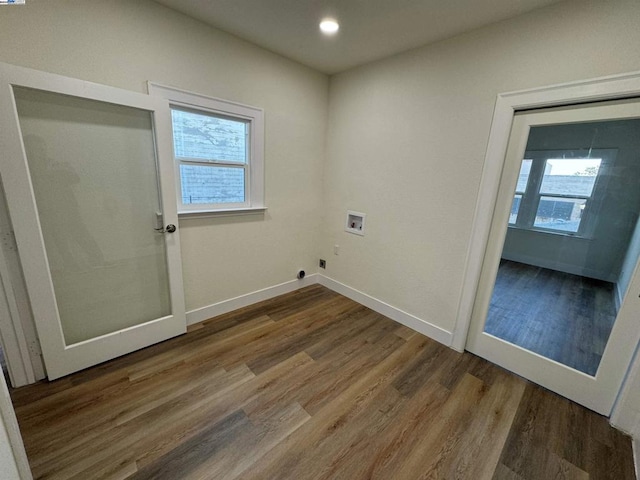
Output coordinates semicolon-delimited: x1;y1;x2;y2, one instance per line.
178;207;267;219
507;225;592;240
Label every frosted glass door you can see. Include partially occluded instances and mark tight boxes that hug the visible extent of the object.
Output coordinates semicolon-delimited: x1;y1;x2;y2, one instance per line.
0;63;185;380
466;99;640;415
14;88;171;345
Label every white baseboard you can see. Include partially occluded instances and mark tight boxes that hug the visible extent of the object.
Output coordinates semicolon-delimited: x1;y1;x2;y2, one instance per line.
501;252;617;283
317;275;453;347
186;273;453;349
186;274;319;325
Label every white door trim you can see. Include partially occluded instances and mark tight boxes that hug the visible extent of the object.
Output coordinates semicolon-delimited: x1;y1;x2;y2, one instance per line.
0;180;46;387
452;70;640;352
610;343;640;434
0;246;36;387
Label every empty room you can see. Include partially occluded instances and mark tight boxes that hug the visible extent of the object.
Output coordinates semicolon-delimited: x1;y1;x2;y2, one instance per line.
0;1;639;479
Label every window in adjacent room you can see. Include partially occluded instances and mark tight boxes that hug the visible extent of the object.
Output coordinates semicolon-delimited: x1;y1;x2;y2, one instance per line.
509;159;531;225
149;83;265;215
509;151;609;236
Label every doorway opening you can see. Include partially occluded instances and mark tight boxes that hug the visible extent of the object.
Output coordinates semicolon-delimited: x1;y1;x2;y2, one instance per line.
482;122;640;377
464;93;640;414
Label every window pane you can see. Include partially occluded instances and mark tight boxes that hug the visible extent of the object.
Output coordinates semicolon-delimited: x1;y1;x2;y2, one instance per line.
180;165;245;204
509;194;522;224
534;196;586;233
171;109;247;163
540;159;601;196
516;159;532;193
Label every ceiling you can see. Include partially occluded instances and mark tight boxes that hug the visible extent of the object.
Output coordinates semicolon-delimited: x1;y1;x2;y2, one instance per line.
154;0;565;74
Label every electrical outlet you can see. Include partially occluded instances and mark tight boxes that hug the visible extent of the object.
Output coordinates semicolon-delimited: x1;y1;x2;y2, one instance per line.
319;259;326;269
334;244;339;255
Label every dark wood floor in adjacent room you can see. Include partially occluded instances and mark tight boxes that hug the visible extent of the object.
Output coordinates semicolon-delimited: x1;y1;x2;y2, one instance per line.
10;285;636;479
485;259;617;376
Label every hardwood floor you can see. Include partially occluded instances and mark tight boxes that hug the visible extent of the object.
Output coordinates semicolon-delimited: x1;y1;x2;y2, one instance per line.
10;285;635;479
485;260;617;376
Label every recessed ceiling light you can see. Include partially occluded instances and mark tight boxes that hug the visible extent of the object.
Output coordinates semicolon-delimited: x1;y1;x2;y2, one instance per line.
319;19;339;35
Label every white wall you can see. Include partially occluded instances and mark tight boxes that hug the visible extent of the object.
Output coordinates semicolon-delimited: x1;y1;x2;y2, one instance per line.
322;0;640;444
322;0;640;338
0;0;328;313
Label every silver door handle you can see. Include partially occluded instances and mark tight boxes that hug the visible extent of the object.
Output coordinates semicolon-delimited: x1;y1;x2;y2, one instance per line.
154;224;177;233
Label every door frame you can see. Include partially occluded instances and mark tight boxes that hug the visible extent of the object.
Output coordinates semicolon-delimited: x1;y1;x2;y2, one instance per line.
0;241;43;387
468;101;640;414
451;71;640;410
0;175;46;387
0;61;186;379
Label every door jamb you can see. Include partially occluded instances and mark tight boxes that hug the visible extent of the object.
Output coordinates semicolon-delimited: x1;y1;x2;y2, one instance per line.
0;182;45;387
0;248;36;387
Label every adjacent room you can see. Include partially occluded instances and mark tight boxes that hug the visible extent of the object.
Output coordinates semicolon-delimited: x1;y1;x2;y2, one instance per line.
485;116;640;375
0;1;639;479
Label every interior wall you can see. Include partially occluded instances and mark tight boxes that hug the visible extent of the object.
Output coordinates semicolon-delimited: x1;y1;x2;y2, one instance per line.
0;0;328;313
502;119;640;283
322;0;640;337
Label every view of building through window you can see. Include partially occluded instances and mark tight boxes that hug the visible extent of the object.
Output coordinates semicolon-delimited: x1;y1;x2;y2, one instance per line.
178;165;245;205
171;108;248;205
510;157;602;233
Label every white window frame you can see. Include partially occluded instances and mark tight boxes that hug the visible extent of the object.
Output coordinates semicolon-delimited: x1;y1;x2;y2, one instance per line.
509;149;614;238
508;159;531;226
148;82;265;216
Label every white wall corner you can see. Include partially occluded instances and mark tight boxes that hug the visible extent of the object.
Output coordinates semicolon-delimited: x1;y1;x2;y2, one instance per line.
317;275;453;347
186;274;319;325
186;272;453;348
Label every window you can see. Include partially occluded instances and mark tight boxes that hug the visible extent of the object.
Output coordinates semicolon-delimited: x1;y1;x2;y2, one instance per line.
148;83;265;214
509;151;609;236
509;159;531;225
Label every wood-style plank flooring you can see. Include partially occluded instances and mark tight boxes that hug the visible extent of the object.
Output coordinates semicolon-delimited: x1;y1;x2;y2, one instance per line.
10;285;636;479
485;260;617;376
